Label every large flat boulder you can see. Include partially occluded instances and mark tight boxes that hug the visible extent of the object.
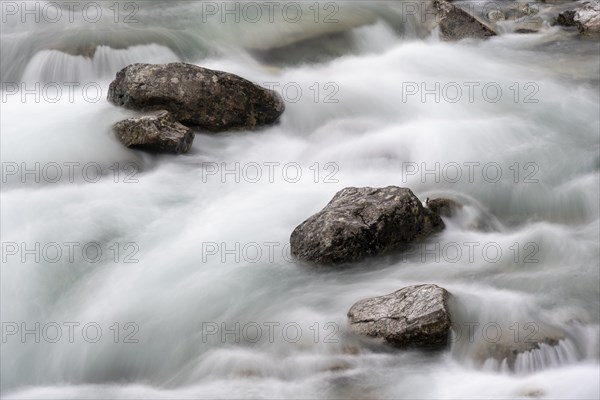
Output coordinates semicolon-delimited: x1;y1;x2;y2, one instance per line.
290;186;444;265
107;63;285;132
112;110;194;154
348;284;452;349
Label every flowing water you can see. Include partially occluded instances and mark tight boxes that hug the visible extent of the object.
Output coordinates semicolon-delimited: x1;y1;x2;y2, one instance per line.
1;1;599;398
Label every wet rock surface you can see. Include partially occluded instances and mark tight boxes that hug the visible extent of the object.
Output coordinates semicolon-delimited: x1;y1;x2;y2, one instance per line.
112;110;194;154
557;1;600;35
434;0;497;40
427;197;464;218
290;186;445;265
107;63;285;132
348;284;452;349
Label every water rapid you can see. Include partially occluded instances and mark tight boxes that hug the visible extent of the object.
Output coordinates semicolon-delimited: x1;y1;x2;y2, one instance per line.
1;1;599;398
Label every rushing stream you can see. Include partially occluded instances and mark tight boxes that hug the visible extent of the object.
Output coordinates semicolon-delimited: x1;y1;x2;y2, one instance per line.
1;1;599;398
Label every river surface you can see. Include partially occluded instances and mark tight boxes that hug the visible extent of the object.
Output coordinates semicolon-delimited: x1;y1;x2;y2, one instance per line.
1;1;599;398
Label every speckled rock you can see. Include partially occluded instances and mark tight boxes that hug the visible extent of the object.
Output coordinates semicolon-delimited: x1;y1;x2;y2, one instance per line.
557;1;600;35
434;0;497;40
290;186;445;265
348;284;452;348
107;63;285;131
112;110;194;154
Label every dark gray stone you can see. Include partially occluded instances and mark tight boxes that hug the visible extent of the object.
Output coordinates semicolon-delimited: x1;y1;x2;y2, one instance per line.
290;186;445;265
557;10;578;27
434;0;497;41
348;284;452;349
427;197;463;218
107;63;285;132
112;110;194;154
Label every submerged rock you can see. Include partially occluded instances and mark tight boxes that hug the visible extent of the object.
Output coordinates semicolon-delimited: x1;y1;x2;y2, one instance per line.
473;323;571;371
484;2;538;23
290;186;445;265
427;197;463;218
348;284;452;348
112;110;194;154
433;0;497;40
475;336;564;369
424;195;501;232
107;63;285;132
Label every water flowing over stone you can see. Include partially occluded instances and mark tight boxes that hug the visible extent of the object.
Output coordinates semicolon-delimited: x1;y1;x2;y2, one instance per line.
2;0;599;398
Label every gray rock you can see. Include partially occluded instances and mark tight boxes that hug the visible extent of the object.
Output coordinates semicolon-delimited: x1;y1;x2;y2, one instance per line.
426;196;500;232
290;186;445;265
557;10;578;27
348;284;452;348
427;197;463;218
112;110;194;154
434;0;497;40
503;3;539;21
557;1;600;35
107;63;285;132
485;9;506;22
575;1;600;34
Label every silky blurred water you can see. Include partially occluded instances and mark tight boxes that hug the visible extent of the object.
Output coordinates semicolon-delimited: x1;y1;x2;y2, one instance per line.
1;1;599;398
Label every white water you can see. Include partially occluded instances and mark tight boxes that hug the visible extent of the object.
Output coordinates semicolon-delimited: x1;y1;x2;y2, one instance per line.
1;1;599;398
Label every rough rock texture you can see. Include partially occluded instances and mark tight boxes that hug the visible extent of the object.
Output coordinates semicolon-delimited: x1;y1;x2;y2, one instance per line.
427;197;463;218
290;187;445;265
107;63;285;132
434;0;497;40
557;10;578;27
348;284;452;348
112;110;194;154
574;1;600;34
485;2;538;23
557;1;600;35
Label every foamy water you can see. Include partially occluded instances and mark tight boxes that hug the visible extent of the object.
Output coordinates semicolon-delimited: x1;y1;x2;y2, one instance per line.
1;1;599;398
